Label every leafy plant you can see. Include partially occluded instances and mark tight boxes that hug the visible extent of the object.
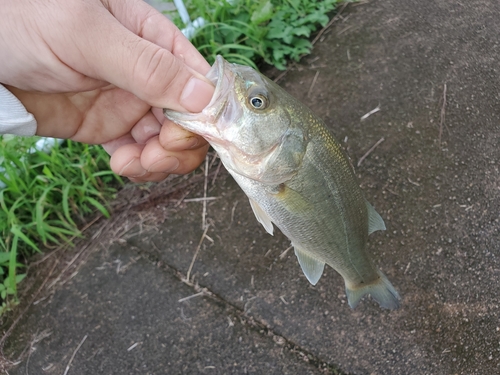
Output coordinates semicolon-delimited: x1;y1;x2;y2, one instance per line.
0;136;122;312
170;0;338;69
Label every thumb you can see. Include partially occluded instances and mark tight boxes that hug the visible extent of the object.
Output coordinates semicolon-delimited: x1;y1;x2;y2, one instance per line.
106;40;214;112
60;2;214;112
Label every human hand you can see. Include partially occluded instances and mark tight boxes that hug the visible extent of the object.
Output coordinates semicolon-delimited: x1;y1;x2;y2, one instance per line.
1;0;214;182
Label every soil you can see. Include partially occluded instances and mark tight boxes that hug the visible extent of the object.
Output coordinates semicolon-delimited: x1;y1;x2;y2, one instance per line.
1;0;499;374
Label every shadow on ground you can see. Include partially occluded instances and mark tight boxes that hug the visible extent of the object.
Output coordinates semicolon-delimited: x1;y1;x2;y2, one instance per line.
2;0;500;374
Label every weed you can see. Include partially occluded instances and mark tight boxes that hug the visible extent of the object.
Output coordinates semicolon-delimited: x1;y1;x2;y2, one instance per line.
0;136;122;313
169;0;338;69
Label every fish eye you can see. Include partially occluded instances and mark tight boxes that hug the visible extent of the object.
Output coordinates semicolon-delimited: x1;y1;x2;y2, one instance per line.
249;94;268;110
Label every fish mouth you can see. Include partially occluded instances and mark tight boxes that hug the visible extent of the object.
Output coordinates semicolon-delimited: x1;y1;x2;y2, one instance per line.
163;56;235;141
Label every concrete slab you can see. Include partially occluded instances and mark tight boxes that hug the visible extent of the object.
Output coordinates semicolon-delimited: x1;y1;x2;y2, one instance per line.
5;244;327;375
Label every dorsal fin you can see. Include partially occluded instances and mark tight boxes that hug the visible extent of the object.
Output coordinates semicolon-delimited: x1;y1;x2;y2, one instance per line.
294;247;325;285
248;198;274;235
366;200;386;235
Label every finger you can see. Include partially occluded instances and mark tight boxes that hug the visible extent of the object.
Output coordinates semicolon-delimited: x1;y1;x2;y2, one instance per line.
158;118;208;152
152;107;208;152
171;144;210;175
108;142;172;182
140;137;209;174
102;134;136;155
130;111;162;144
109;143;148;178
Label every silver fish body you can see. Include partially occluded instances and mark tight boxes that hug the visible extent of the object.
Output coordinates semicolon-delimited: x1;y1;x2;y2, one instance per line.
165;56;400;309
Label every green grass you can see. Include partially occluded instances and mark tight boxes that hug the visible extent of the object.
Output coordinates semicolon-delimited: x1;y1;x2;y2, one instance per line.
0;136;122;315
169;0;339;70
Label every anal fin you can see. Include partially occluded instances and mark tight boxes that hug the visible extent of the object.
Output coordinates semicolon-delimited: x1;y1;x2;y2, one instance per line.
294;247;325;285
366;200;386;235
249;198;274;235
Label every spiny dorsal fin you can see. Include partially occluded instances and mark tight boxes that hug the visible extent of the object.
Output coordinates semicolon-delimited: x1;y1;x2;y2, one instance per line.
249;198;274;235
366;200;386;235
294;247;325;285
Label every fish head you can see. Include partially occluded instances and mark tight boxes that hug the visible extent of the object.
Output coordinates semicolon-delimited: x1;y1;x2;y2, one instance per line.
164;56;308;184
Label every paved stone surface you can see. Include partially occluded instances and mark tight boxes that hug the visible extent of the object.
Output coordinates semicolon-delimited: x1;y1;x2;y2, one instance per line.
2;0;500;374
5;244;325;375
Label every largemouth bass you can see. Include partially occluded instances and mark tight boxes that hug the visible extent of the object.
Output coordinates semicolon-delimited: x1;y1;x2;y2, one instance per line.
165;56;400;309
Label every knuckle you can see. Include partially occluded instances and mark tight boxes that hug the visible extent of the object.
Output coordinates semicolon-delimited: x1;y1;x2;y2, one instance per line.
132;45;182;104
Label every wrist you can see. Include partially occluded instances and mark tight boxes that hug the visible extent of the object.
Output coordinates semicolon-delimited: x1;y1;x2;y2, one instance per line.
4;86;83;139
0;84;37;136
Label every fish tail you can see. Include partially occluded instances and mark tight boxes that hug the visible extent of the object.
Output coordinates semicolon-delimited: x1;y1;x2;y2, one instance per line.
345;270;400;310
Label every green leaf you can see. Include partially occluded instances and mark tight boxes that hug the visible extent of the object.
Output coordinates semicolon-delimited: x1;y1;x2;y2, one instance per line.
267;25;294;42
250;1;273;25
62;182;76;226
8;234;18;295
11;226;40;253
86;197;110;218
292;26;312;38
0;252;10;265
16;273;26;284
42;165;54;179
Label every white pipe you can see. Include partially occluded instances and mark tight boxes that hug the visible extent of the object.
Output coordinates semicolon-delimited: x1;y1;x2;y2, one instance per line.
173;0;191;25
173;0;206;40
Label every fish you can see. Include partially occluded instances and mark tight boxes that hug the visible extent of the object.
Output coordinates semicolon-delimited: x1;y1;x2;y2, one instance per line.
164;56;400;309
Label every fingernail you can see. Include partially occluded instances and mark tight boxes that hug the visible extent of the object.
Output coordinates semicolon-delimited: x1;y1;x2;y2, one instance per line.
147;156;180;173
180;77;214;112
119;158;147;177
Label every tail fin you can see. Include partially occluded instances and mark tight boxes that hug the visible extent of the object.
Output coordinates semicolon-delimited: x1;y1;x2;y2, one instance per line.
345;270;400;310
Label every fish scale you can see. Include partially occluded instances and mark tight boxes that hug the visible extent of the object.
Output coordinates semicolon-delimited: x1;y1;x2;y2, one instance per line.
165;56;400;310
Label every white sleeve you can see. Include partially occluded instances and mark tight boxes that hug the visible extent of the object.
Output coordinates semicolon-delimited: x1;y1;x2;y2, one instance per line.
0;84;37;136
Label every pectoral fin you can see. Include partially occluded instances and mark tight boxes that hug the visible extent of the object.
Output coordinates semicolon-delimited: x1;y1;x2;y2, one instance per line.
294;247;325;285
249;198;274;235
366;200;386;235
